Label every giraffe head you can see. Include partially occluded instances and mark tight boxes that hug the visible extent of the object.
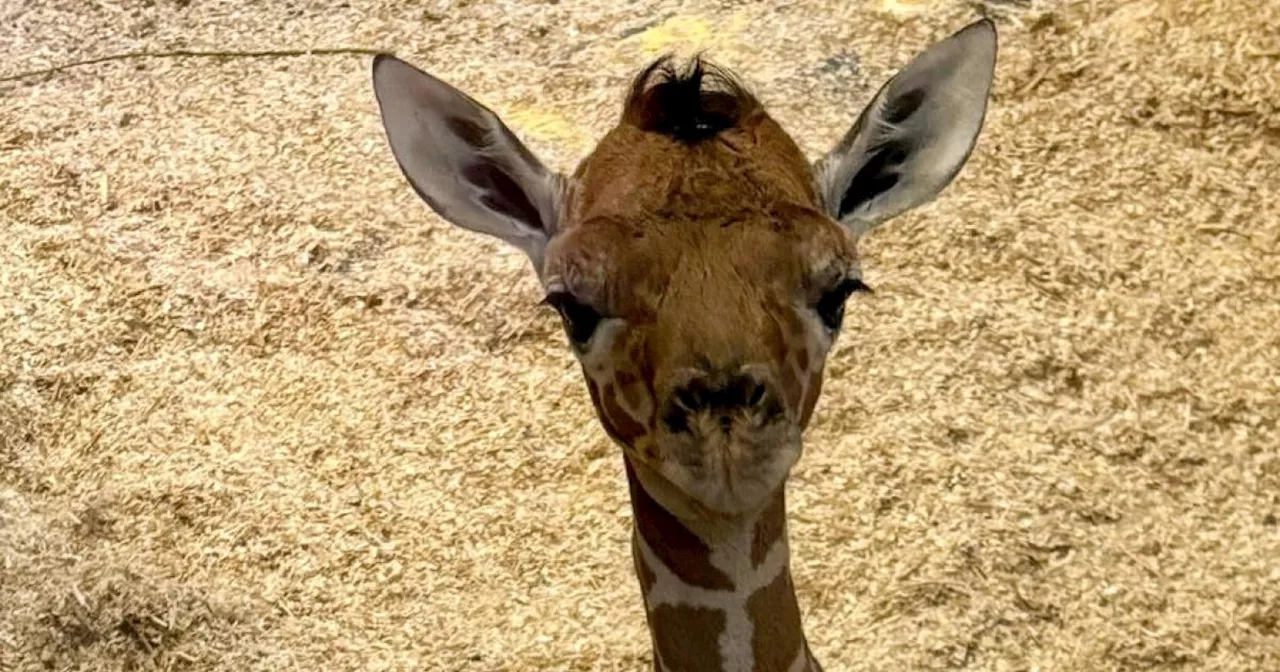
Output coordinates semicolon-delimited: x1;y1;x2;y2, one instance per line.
372;21;997;521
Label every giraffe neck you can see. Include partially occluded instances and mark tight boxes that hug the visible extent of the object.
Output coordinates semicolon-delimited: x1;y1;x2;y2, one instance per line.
624;459;822;672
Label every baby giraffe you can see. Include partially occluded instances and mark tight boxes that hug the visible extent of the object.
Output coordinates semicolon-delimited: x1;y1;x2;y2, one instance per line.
372;19;997;672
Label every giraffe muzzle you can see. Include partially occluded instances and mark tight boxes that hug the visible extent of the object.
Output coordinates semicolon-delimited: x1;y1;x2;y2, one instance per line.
647;365;801;516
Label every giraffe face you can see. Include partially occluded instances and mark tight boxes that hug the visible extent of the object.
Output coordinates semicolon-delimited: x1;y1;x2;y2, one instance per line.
530;63;885;519
372;21;998;519
543;171;864;519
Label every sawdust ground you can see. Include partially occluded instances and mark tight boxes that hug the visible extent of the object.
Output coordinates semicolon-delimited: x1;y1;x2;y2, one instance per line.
1;0;1278;670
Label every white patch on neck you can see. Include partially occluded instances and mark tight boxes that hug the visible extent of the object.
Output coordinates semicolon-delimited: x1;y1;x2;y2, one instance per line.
635;511;792;672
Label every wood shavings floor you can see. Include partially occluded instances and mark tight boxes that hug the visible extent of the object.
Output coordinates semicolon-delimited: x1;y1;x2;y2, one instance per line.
1;0;1277;670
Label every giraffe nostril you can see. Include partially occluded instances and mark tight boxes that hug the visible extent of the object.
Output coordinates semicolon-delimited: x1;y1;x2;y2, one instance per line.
663;369;784;435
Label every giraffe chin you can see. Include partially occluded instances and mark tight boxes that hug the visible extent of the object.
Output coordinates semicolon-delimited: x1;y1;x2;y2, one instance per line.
629;430;803;520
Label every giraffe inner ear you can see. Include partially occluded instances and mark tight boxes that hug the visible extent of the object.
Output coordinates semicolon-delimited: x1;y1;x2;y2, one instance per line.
815;19;998;235
371;54;564;271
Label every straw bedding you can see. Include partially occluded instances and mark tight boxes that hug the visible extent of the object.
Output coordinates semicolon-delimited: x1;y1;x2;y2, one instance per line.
1;0;1277;670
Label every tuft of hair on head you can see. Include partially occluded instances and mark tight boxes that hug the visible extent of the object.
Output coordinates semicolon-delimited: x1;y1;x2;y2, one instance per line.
622;54;759;143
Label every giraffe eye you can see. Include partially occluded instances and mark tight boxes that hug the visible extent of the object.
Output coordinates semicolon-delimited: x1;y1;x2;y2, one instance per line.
543;290;605;347
814;277;872;332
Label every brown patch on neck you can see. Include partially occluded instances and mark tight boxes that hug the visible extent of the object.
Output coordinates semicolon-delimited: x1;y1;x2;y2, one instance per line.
747;568;805;672
751;488;786;568
651;604;725;672
625;459;735;591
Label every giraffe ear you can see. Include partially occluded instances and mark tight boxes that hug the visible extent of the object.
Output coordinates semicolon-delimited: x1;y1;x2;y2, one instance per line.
815;19;997;235
372;54;564;272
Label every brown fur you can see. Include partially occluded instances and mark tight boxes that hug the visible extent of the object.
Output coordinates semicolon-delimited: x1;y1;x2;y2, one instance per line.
651;604;726;671
747;569;805;672
545;69;858;439
586;378;646;445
